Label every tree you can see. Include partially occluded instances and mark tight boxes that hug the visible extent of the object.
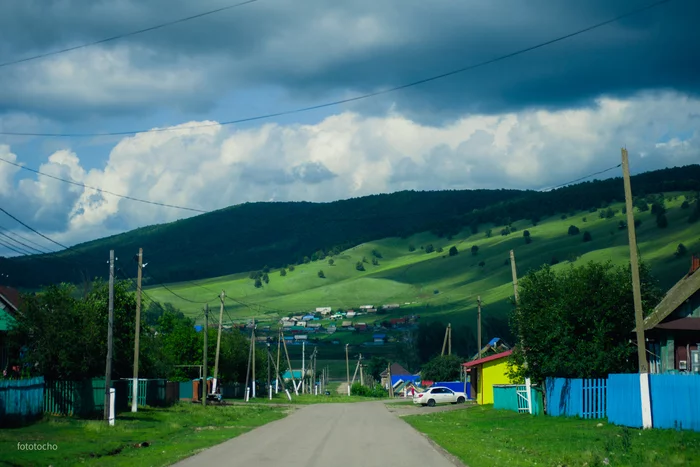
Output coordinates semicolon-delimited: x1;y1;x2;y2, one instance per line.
676;243;687;257
288;264;295;271
262;265;270;273
371;249;383;259
605;208;615;219
568;225;580;235
618;220;627;230
425;244;435;254
254;278;263;288
408;244;416;252
478;261;486;267
471;245;479;256
279;268;287;277
656;212;668;229
262;272;270;284
681;200;690;209
508;261;662;384
634;199;650;212
436;246;444;253
689;202;700;224
651;203;666;216
582;217;587;222
421;355;463;382
303;256;310;264
362;256;368;263
449;246;459;256
500;227;511;236
318;270;325;278
372;257;379;266
366;356;389;380
328;258;335;266
355;261;365;271
523;230;532;244
583;231;592;242
485;229;493;238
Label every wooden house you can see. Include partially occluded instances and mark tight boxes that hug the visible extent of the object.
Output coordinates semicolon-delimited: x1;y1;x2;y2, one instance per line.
635;256;700;373
463;349;516;405
0;286;20;370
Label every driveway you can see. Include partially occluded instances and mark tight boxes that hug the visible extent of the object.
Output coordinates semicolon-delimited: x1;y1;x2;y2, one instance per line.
172;401;463;467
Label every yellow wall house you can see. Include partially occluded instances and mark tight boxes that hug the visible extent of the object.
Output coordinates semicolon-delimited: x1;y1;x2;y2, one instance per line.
463;350;515;405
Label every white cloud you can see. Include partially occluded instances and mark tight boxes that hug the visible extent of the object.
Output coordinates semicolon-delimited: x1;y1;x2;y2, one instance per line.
1;92;699;253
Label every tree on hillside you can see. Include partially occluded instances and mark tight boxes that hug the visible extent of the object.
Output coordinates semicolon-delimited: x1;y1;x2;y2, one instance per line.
366;356;389;380
362;256;368;263
288;264;295;271
582;217;587;222
508;261;662;384
583;231;592;242
605;208;615;219
254;278;263;288
318;270;325;278
355;261;365;271
262;265;270;273
681;200;690;209
523;230;532;244
408;244;416;252
421;355;463;382
436;246;444;253
328;258;335;266
303;256;310;264
425;244;435;254
262;272;270;284
478;261;486;267
471;245;479;256
651;202;666;216
618;220;627;230
656;212;669;229
675;243;687;257
500;227;511;236
485;229;493;238
689;201;700;224
449;246;459;256
371;249;383;259
372;257;379;266
280;268;287;276
568;225;580;235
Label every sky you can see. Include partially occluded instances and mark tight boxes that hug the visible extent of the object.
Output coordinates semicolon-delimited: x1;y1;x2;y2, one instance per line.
0;0;698;256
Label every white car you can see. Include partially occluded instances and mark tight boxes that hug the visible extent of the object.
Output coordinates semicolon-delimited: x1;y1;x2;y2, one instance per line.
413;386;467;407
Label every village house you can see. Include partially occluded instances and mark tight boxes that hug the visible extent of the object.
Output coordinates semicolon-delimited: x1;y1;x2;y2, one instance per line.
463;349;516;405
382;303;400;310
636;256;700;373
0;286;20;370
373;333;386;345
316;307;332;314
359;305;373;310
380;362;414;388
355;323;368;332
346;311;357;318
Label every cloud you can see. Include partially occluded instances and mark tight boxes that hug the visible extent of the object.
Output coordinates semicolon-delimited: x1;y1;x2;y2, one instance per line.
0;0;698;124
0;91;698;256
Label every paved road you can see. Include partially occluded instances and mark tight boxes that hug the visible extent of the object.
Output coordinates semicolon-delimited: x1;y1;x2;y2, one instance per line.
173;402;461;467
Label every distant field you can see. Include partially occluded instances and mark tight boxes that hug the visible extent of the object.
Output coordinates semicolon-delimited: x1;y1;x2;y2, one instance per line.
147;194;699;341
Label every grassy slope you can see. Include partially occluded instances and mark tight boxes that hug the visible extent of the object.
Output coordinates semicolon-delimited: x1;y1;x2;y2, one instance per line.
147;195;699;330
405;405;700;467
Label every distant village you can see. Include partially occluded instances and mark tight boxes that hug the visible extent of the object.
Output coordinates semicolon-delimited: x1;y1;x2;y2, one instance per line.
229;303;420;346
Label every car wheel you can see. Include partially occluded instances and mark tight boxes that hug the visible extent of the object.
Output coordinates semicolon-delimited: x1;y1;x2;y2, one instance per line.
457;396;465;404
427;399;436;407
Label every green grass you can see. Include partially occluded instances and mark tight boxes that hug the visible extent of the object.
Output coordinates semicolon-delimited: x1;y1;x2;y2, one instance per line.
404;405;700;467
147;194;700;335
0;403;287;467
241;393;381;405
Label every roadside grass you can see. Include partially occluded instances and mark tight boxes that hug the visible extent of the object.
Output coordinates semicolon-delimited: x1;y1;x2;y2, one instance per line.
404;405;700;467
239;392;382;405
0;403;286;467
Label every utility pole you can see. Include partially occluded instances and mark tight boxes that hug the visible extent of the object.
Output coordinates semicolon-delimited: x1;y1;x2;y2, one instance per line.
510;250;519;304
213;290;225;393
267;343;271;399
387;363;393;397
301;341;305;395
104;250;115;422
131;248;143;413
276;329;282;393
622;148;648;373
477;296;482;360
244;325;253;401
203;304;209;407
252;320;256;398
345;344;350;396
441;324;451;356
448;323;452;356
281;331;298;395
622;148;652;429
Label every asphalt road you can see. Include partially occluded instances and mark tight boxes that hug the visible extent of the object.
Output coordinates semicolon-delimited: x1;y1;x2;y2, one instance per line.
172;401;462;467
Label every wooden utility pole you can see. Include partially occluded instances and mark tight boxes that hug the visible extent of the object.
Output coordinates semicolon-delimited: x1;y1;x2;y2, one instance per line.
244;325;253;401
213;290;225;391
203;304;209;407
477;296;482;360
441;324;451;356
387;363;393;397
510;250;519;304
345;344;350;396
276;329;282;392
104;250;115;422
280;330;298;395
448;324;452;356
622;148;649;373
131;248;143;413
267;343;271;397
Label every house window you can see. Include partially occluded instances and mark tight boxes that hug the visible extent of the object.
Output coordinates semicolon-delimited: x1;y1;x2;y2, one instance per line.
646;341;661;374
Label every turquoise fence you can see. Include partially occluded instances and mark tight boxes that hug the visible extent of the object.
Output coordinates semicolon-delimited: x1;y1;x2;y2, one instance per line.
608;373;700;431
179;381;193;400
0;377;45;427
125;379;168;407
493;384;544;415
545;378;606;419
45;379;128;418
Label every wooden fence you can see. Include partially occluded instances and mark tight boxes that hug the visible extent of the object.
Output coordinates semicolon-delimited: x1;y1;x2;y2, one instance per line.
545;378;607;419
45;379;128;417
0;377;45;427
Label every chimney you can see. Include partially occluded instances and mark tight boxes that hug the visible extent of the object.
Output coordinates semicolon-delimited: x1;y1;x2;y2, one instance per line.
691;255;700;275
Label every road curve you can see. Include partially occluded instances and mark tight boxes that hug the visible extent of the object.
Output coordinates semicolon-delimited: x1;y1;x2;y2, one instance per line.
172;402;461;467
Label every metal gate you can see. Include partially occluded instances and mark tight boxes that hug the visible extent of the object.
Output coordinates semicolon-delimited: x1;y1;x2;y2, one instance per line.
516;378;532;414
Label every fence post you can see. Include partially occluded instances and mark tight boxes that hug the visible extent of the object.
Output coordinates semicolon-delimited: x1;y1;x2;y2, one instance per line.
108;388;115;426
640;373;653;429
525;378;532;414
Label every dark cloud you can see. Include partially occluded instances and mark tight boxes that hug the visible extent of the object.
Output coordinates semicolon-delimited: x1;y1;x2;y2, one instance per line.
0;0;697;124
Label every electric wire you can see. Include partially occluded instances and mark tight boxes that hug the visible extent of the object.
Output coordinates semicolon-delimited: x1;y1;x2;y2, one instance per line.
0;206;69;250
0;0;673;138
0;229;48;255
0;224;55;253
0;0;259;69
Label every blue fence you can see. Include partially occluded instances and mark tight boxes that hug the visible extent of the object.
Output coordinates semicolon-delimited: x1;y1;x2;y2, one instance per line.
607;373;700;431
434;381;470;396
0;377;45;427
545;378;606;419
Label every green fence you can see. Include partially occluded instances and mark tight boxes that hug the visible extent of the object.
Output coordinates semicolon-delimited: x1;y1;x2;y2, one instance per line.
0;376;45;427
125;379;168;407
45;379;128;418
493;384;544;415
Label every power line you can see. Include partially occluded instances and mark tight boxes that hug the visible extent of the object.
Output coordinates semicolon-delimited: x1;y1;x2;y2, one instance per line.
0;238;33;256
0;0;673;139
0;157;207;213
0;0;259;69
0;225;55;254
0;229;50;255
143;269;220;304
540;164;622;192
0;207;69;250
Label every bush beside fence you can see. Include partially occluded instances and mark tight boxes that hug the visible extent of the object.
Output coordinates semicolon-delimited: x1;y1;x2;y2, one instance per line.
0;377;45;427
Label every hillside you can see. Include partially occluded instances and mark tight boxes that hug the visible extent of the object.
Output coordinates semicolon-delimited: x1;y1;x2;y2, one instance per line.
146;193;700;333
3;165;699;290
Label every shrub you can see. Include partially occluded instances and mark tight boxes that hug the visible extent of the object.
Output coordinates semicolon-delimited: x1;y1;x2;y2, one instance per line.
318;270;325;278
350;383;388;398
568;225;580;236
449;246;459;256
583;231;592;242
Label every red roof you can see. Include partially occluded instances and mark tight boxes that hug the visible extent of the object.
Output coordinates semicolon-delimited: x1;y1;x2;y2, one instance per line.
462;349;513;368
0;286;20;312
